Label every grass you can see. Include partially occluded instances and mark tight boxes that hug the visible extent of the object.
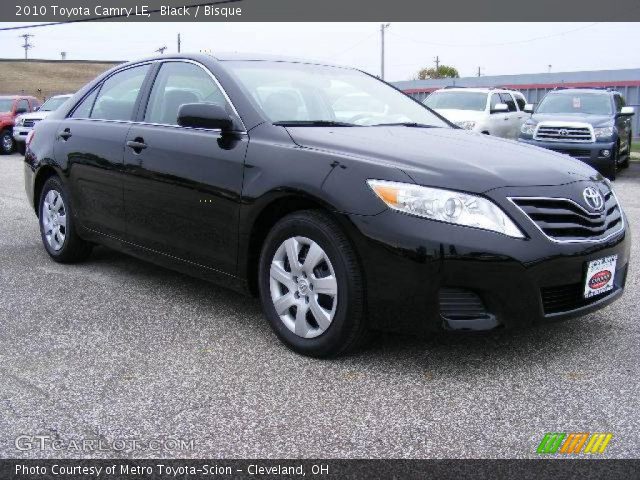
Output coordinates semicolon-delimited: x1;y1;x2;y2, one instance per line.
632;141;640;154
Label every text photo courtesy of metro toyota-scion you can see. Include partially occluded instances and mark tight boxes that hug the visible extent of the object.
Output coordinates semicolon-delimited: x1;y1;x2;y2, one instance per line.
1;3;640;479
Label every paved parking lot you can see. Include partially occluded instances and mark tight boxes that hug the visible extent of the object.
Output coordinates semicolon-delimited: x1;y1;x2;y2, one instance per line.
1;152;639;459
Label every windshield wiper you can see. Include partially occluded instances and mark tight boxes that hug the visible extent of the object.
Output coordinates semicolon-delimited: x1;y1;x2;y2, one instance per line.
273;120;356;127
370;122;438;128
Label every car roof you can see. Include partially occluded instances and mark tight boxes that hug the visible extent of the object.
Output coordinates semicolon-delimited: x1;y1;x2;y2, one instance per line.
548;88;615;95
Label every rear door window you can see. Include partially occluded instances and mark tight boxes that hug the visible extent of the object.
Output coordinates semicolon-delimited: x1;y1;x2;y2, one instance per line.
90;64;151;121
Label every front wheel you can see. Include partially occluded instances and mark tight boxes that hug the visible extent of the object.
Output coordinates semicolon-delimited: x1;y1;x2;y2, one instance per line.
38;176;92;263
1;130;15;154
620;134;631;169
258;210;367;357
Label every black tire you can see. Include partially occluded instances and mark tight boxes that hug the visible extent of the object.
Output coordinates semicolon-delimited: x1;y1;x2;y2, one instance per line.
38;176;92;263
16;142;26;156
604;146;618;181
620;134;631;169
258;210;367;358
1;129;15;155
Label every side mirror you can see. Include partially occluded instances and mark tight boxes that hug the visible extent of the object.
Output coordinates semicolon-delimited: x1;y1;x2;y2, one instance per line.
15;107;27;115
524;104;534;113
177;103;234;132
490;103;508;114
619;106;635;116
33;106;40;112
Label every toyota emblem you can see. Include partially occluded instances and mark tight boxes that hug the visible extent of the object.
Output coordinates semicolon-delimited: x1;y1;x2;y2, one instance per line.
583;186;604;211
559;129;569;137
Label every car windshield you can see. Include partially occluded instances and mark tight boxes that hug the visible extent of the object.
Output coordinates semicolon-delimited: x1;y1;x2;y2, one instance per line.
40;96;70;111
423;91;487;111
536;92;613;115
0;99;14;113
225;61;450;127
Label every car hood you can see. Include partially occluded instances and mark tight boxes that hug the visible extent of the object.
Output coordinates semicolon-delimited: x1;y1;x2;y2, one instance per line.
432;109;485;123
531;113;612;127
18;111;51;121
285;126;598;192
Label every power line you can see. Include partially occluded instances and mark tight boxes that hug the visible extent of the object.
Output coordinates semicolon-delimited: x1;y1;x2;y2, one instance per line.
387;23;600;48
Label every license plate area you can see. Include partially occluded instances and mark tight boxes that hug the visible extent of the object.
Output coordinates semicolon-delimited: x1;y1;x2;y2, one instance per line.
584;255;617;299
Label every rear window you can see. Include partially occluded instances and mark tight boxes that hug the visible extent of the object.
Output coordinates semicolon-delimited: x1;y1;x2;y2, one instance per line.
424;91;487;111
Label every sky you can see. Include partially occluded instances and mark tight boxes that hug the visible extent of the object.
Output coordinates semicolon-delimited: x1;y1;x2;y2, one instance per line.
0;22;638;81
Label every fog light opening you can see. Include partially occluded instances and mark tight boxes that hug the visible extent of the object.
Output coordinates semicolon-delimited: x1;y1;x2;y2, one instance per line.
601;149;611;158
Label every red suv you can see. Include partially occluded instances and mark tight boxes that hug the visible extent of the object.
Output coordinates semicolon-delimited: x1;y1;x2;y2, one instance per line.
0;95;40;154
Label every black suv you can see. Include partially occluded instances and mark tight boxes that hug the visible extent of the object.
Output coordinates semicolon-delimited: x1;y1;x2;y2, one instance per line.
518;88;635;180
24;54;630;357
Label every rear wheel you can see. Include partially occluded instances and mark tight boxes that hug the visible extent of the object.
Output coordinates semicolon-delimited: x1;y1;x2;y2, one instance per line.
38;176;92;263
258;210;367;357
1;130;15;154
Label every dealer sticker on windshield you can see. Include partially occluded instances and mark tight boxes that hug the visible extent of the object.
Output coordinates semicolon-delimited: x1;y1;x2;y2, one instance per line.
584;255;617;298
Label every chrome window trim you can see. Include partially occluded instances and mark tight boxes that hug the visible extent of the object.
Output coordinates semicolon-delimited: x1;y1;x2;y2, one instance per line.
507;194;625;244
68;58;247;134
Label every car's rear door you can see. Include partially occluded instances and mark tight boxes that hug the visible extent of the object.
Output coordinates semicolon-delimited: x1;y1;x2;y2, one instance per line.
122;60;248;275
54;63;152;238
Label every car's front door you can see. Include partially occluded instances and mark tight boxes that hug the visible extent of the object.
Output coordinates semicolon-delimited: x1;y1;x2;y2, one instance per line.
500;92;520;139
488;93;509;137
54;63;152;237
123;60;248;275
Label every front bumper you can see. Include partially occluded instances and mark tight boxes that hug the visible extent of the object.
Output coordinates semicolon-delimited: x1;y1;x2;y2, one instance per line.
345;206;630;335
13;126;32;142
518;138;615;173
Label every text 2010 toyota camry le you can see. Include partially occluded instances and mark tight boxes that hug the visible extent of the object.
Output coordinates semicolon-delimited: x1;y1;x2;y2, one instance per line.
24;54;630;357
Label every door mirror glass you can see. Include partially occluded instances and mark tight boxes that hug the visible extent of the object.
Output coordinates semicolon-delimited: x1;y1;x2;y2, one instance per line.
177;103;233;131
620;106;635;116
524;104;534;113
491;103;508;114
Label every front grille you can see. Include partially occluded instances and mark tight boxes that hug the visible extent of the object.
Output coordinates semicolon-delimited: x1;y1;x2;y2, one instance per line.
534;125;593;143
23;119;39;128
550;148;591;158
541;283;612;314
511;191;623;242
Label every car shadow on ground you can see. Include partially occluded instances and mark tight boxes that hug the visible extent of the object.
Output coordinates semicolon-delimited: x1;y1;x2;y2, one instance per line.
85;243;618;372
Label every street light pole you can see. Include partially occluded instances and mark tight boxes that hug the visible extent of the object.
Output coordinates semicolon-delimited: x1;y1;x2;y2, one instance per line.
380;23;390;80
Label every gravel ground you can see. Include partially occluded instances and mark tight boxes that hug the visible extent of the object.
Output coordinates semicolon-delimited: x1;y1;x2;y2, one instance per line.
0;153;639;459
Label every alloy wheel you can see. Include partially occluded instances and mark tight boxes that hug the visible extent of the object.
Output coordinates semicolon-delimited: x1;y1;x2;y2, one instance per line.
269;236;338;338
2;133;13;152
41;190;67;251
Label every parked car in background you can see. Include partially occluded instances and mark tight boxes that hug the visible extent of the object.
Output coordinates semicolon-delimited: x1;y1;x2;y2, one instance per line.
24;54;630;357
0;95;40;154
518;88;634;180
14;94;73;154
423;87;528;139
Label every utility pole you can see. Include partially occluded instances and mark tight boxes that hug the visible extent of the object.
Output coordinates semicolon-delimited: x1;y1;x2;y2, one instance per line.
155;46;167;54
177;33;181;53
60;51;67;60
548;64;552;73
19;34;34;60
477;66;482;77
380;23;390;80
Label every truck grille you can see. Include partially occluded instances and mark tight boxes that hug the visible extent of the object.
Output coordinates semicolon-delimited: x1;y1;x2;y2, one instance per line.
534;124;593;143
23;119;40;128
511;191;623;242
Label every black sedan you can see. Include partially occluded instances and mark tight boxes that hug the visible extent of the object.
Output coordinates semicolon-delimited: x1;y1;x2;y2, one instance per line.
24;53;630;357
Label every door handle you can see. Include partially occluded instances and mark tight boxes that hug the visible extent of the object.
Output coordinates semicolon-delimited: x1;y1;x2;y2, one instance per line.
58;128;72;140
126;138;147;153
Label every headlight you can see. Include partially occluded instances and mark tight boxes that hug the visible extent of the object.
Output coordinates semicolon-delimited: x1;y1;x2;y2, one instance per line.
454;120;476;130
594;126;615;140
520;122;536;135
367;180;524;238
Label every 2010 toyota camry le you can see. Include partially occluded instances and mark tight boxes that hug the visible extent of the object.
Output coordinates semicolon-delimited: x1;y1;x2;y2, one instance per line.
24;53;630;357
